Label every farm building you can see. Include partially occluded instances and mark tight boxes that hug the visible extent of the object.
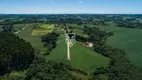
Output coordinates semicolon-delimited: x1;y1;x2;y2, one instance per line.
83;42;93;47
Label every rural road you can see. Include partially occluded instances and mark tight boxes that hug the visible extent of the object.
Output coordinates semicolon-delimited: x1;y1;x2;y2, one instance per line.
14;24;29;34
67;39;71;60
50;24;55;33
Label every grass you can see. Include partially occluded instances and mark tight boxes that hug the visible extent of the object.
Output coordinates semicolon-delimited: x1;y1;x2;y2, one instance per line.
46;34;110;73
94;22;142;67
69;71;88;79
31;24;54;36
73;28;88;37
31;29;50;36
17;23;44;52
13;24;27;33
40;24;52;29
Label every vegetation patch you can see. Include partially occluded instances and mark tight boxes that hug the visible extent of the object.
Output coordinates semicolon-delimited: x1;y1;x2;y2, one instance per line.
31;29;50;36
31;24;55;36
40;24;54;30
40;24;49;29
0;32;34;75
95;23;142;67
24;57;78;80
13;24;27;32
73;28;88;38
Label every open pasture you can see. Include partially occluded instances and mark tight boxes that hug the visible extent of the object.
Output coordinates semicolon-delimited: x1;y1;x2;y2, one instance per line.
46;34;110;73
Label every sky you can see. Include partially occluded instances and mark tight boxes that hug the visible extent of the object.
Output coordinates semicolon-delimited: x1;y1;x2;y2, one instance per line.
0;0;142;14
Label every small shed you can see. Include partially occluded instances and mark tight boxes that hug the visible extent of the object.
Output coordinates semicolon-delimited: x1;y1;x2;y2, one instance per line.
84;42;93;47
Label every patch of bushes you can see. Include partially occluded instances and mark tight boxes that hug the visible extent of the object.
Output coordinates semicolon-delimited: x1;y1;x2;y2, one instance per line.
24;56;77;80
41;32;60;55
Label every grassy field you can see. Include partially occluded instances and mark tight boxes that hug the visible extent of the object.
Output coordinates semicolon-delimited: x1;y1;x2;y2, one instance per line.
40;24;54;30
94;23;142;67
46;34;110;73
17;23;44;51
31;24;54;36
32;29;50;36
40;24;49;29
73;28;88;37
13;24;27;32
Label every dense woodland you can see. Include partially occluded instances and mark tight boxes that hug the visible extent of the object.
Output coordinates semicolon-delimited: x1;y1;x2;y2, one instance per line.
0;32;34;75
24;56;77;80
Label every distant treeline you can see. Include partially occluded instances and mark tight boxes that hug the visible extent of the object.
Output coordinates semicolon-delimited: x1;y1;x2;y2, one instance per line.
0;18;38;25
116;21;142;29
1;14;142;27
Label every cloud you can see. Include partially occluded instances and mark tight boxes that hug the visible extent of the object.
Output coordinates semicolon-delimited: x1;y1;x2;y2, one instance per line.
78;1;82;4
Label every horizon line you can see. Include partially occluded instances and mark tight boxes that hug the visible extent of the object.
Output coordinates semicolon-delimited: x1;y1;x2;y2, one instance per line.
0;13;142;15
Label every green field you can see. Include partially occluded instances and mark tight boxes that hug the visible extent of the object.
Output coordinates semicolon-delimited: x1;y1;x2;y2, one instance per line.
40;24;54;30
95;23;142;67
73;28;88;37
31;24;54;36
46;34;110;73
13;24;27;32
17;23;44;51
32;29;50;36
40;24;49;29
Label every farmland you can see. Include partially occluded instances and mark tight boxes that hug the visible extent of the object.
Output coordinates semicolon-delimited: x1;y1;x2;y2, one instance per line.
94;22;142;67
16;23;44;51
31;29;49;36
1;14;142;80
13;24;27;32
15;23;110;73
46;33;110;73
31;24;54;36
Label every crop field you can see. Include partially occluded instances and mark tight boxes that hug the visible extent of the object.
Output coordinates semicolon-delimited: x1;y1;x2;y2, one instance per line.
73;28;88;38
16;23;44;51
40;24;49;29
94;23;142;67
13;24;27;32
31;24;54;36
46;34;110;73
40;24;54;30
31;29;50;36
